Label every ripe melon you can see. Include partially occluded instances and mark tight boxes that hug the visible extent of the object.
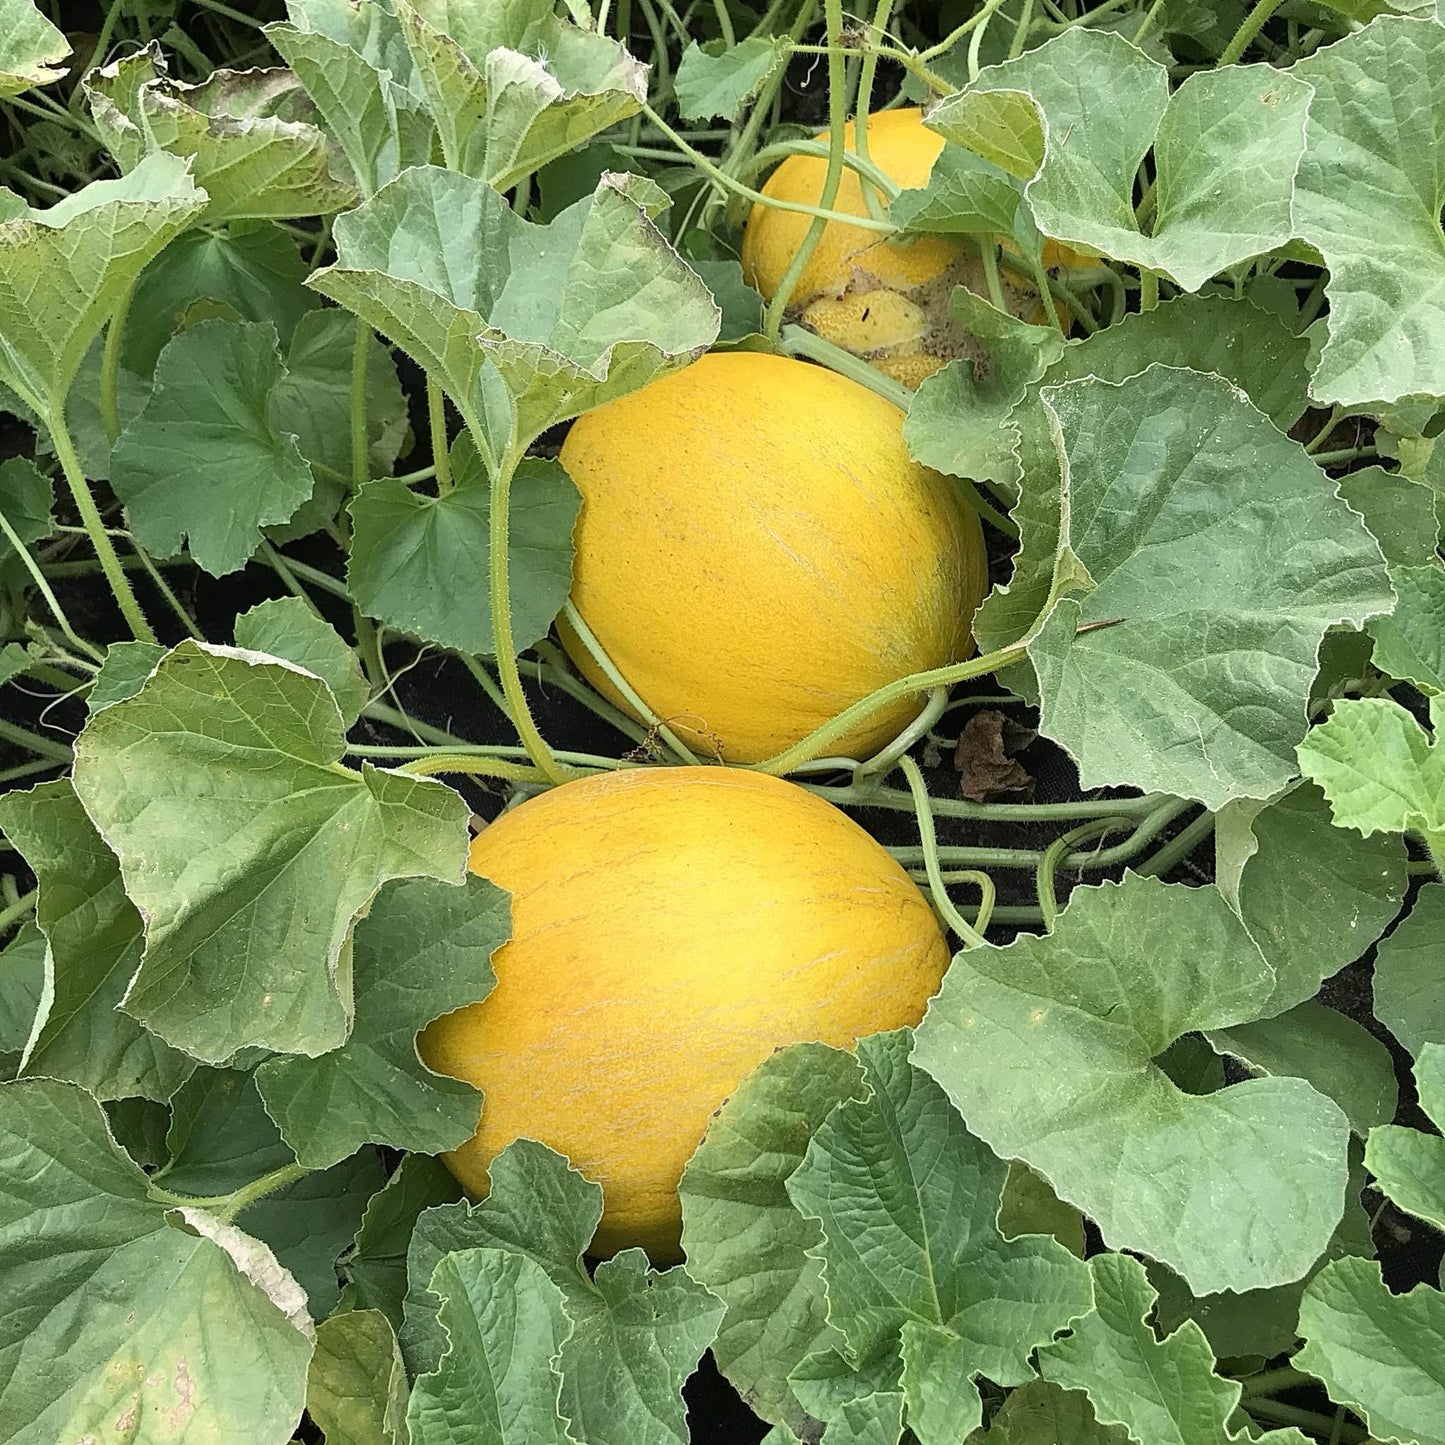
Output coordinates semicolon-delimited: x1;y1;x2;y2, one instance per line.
419;766;951;1259
558;350;988;765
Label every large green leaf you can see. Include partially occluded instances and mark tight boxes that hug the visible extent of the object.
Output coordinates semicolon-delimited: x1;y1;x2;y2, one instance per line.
679;1041;865;1437
0;0;68;96
1027;365;1392;809
1292;17;1445;405
1374;882;1445;1056
408;1247;576;1444
403;1140;724;1445
911;874;1352;1295
1215;781;1407;1017
947;29;1309;290
1297;695;1445;842
785;1031;1093;1443
308;166;718;454
0;779;192;1102
1364;1042;1445;1231
111;319;317;576
1039;1253;1311;1445
256;875;506;1170
972;297;1313;667
307;1308;409;1445
348;440;579;655
69;641;469;1064
395;0;646;191
0;153;207;413
1298;1257;1445;1445
0;1077;312;1443
85;45;357;222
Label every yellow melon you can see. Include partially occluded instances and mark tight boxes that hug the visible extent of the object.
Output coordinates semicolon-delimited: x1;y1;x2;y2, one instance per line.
557;350;988;764
419;766;951;1259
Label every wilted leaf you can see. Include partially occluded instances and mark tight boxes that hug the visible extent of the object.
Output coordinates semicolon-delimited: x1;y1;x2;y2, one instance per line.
912;874;1352;1295
307;1308;409;1445
70;641;469;1063
0;0;68;97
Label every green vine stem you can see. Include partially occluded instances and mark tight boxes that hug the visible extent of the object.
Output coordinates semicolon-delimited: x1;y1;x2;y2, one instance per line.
1218;0;1287;66
941;868;996;934
398;754;561;784
1036;815;1135;929
0;505;106;662
1243;1398;1366;1445
0;886;38;939
46;404;157;644
428;376;453;493
856;686;950;777
899;754;988;947
531;642;655;746
350;315;372;491
147;1161;312;1224
852;0;898;223
810;779;1169;824
1133;808;1215;878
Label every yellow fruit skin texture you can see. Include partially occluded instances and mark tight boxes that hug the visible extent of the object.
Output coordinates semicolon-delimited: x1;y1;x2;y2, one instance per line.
558;350;988;763
419;766;951;1260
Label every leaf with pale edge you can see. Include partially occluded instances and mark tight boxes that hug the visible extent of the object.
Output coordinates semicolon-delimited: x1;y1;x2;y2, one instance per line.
395;0;646;192
256;874;506;1170
70;641;469;1064
0;0;68;96
1039;1253;1311;1445
404;1139;724;1445
1374;882;1445;1057
307;1308;409;1445
1293;17;1445;405
308;166;718;453
87;640;167;714
951;30;1308;290
912;874;1351;1295
785;1030;1092;1443
1298;1257;1445;1445
1365;1042;1445;1232
348;440;579;655
0;153;207;413
1028;366;1392;810
112;319;316;576
235;596;370;728
0;923;44;1076
0;1077;312;1442
85;45;357;221
679;1041;865;1437
0;779;192;1102
675;38;787;122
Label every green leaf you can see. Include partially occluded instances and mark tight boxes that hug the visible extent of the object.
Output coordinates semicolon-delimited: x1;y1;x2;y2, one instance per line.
307;1308;409;1445
0;456;53;588
85;44;357;222
1365;1042;1445;1231
674;37;787;123
111;318;317;577
103;1094;173;1171
1039;1253;1311;1445
1293;17;1445;405
404;1139;724;1445
122;220;318;376
925;88;1044;182
395;0;646;192
408;1247;575;1444
308;166;718;452
973;297;1313;665
1338;467;1442;570
824;1391;906;1445
347;441;580;655
162;1065;295;1195
70;641;469;1064
0;0;68;97
1208;999;1398;1136
998;1162;1087;1259
240;1148;387;1319
0;153;207;412
679;1041;865;1436
1374;882;1445;1056
342;1152;463;1326
1298;1257;1445;1445
234;597;371;729
0;922;44;1078
1217;781;1407;1017
0;779;193;1102
691;257;765;344
903;291;1064;486
911;874;1352;1295
0;1077;312;1442
266;6;434;197
974;1379;1130;1445
1369;564;1445;694
87;639;168;713
255;875;506;1170
786;1031;1092;1442
890;144;1022;239
1297;695;1445;839
1027;365;1392;809
959;30;1309;290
